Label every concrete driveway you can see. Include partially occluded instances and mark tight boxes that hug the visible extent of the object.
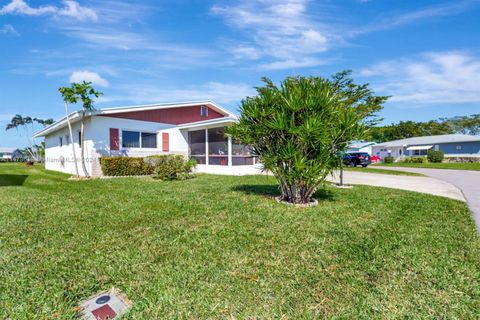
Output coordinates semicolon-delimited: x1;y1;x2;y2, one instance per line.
372;166;480;230
329;170;465;201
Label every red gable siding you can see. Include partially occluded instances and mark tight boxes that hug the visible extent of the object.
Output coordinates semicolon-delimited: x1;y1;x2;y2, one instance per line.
101;105;224;125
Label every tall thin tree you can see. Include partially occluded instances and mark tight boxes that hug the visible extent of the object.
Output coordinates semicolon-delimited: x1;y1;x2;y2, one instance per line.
59;82;103;177
59;86;80;177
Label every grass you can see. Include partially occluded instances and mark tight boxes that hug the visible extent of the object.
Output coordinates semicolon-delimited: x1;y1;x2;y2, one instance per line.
1;163;479;319
343;166;424;176
374;162;480;171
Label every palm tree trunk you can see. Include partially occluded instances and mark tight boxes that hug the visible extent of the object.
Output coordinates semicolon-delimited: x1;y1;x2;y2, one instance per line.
64;102;79;177
80;110;89;177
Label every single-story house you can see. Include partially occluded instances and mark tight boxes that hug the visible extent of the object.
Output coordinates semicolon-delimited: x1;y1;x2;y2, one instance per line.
0;148;22;161
372;134;480;159
346;141;377;155
33;101;262;177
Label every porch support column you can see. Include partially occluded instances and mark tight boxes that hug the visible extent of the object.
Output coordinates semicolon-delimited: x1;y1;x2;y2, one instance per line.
228;135;232;166
205;128;209;165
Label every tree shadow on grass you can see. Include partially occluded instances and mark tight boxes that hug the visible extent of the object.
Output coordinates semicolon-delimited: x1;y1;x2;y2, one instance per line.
0;175;28;187
232;184;335;202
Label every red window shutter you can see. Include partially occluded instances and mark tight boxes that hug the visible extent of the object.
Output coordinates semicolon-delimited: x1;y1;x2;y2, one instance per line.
162;132;169;152
109;128;119;150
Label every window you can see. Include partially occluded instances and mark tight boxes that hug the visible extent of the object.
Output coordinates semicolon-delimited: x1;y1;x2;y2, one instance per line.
200;106;208;117
59;136;63;147
189;130;206;164
122;130;157;148
122;131;140;148
141;132;157;148
456;145;462;150
78;131;82;147
65;135;70;145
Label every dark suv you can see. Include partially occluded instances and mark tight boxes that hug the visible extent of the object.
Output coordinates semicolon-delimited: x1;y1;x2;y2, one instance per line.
343;152;372;167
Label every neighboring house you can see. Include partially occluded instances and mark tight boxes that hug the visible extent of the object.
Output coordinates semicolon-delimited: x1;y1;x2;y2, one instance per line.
372;134;480;159
0;148;22;161
34;101;262;177
346;141;377;155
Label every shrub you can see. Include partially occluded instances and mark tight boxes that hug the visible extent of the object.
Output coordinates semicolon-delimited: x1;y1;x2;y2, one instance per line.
427;149;444;163
384;156;394;163
147;155;196;181
227;74;388;204
100;157;154;176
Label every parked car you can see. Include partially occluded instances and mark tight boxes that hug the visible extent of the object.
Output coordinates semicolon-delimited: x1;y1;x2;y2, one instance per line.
370;155;381;163
343;152;372;167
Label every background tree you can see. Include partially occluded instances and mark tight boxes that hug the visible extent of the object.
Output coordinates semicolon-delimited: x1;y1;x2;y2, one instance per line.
368;114;479;143
59;82;102;177
5;115;54;161
228;74;388;204
441;114;480;135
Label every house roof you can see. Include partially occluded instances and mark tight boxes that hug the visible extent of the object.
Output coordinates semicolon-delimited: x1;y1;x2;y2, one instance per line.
375;134;480;148
0;147;18;153
33;100;236;138
177;116;239;130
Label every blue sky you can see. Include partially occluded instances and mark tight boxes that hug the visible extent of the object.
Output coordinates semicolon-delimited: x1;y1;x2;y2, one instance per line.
1;0;480;147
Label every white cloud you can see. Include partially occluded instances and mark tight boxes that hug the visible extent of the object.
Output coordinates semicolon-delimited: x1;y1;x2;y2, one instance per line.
259;57;327;70
0;24;18;35
57;0;97;21
0;0;56;16
230;46;261;60
211;0;332;69
358;51;480;105
0;0;97;21
103;82;255;106
351;1;478;36
69;71;109;87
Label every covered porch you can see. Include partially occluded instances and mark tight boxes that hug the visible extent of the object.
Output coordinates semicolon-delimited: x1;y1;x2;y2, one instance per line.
178;118;263;175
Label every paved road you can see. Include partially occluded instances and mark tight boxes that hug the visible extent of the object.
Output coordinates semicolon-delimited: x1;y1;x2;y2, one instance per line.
373;166;480;230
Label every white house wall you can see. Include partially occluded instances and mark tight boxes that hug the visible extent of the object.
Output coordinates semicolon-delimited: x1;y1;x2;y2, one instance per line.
44;118;95;176
44;116;190;176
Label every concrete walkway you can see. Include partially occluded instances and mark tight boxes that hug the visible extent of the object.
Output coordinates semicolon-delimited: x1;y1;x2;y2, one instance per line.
329;170;465;201
372;166;480;230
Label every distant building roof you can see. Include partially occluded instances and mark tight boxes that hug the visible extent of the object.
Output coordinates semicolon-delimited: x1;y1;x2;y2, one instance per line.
347;141;377;149
375;134;480;148
0;148;18;153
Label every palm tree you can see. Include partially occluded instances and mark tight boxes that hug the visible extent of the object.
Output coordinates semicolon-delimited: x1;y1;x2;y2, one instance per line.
5;115;53;162
73;82;103;178
59;82;102;177
58;86;80;177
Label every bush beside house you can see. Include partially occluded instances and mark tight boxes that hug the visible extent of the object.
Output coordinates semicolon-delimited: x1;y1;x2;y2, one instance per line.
427;150;445;163
384;156;394;163
402;156;428;164
101;155;196;179
100;157;154;176
146;155;196;180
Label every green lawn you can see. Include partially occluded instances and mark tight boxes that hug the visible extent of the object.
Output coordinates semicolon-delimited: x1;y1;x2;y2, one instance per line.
1;163;479;319
343;166;424;176
374;162;480;171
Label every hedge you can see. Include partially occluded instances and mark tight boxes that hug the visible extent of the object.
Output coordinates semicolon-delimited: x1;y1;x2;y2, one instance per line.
384;156;394;164
100;157;154;176
402;156;428;164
